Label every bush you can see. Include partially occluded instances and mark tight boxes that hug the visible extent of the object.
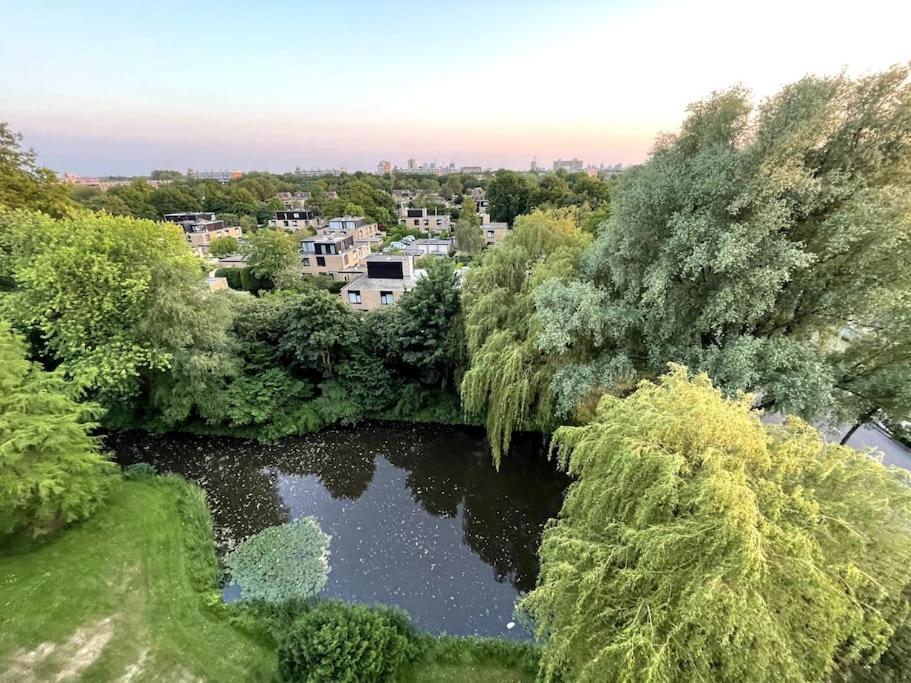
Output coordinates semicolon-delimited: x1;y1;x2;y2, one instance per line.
122;462;157;480
277;601;420;682
215;267;243;290
225;517;330;603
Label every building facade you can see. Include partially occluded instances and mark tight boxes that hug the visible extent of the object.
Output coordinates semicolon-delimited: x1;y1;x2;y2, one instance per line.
340;254;424;311
484;222;510;246
269;209;326;232
398;208;451;233
163;212;242;254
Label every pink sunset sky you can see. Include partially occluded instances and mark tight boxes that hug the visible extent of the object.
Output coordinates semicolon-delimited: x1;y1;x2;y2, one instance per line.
2;0;909;175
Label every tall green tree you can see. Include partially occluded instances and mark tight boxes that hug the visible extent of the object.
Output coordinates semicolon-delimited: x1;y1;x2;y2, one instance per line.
486;170;531;224
385;261;464;390
453;197;484;255
521;365;911;682
0;321;114;537
0;209;204;402
536;66;911;431
242;229;300;286
0;123;72;218
460;208;590;466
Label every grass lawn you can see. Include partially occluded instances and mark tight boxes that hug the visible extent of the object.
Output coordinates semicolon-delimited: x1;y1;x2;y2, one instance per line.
0;476;275;681
0;474;538;682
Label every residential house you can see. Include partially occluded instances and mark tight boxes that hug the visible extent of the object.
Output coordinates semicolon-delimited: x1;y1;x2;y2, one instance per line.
269;209;325;232
398;207;451;234
163;212;243;255
300;232;367;281
411;238;453;257
340;253;425;311
484;222;510;246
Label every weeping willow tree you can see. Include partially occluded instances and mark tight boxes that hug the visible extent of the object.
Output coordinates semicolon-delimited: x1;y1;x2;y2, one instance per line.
520;365;911;682
460;208;590;467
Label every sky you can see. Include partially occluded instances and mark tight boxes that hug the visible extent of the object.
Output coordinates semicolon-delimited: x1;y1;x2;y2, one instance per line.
1;0;909;175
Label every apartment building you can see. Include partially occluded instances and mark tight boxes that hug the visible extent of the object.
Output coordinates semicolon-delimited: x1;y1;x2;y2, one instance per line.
340;253;424;311
484;222;510;246
269;209;325;232
163;212;243;254
186;169;243;183
398;207;451;234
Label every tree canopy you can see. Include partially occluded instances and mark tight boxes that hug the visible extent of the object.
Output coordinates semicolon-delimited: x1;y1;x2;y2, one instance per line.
534;66;911;433
460;208;591;466
0;321;114;537
521;365;911;682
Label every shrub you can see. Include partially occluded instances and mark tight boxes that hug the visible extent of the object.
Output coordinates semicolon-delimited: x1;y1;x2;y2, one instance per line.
277;601;420;682
122;462;157;480
225;517;330;603
215;267;243;290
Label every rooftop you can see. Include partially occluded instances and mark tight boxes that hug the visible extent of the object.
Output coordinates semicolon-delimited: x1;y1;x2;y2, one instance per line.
342;270;426;291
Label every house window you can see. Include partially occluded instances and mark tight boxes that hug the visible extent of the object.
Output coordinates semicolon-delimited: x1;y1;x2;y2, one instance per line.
302;242;315;253
302;258;310;266
283;220;289;227
348;290;362;304
487;230;495;238
316;256;326;267
380;291;394;305
422;219;429;226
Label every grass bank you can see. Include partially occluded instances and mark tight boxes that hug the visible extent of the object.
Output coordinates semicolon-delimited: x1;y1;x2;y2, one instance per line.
0;474;538;681
0;476;274;681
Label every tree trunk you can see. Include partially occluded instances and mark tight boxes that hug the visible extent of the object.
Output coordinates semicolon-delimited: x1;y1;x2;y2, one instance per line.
840;407;877;445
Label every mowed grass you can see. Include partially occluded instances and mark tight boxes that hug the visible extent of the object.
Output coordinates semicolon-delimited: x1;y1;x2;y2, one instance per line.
0;474;538;682
0;476;275;681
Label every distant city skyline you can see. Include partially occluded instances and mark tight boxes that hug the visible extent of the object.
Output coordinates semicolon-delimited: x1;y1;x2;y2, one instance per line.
2;0;908;176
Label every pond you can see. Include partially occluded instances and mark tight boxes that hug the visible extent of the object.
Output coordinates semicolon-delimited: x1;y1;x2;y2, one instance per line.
107;423;567;640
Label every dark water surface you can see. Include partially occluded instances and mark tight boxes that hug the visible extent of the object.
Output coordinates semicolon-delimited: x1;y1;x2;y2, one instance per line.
107;423;566;639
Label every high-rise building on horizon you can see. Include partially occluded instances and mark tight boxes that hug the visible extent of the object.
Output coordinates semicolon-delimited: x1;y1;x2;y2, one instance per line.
376;160;392;175
552;158;584;172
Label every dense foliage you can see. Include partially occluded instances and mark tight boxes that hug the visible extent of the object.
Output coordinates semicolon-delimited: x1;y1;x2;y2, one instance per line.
0;322;113;536
0;123;72;218
453;197;484;255
277;601;420;683
534;66;911;435
521;365;911;682
460;208;591;466
226;518;331;603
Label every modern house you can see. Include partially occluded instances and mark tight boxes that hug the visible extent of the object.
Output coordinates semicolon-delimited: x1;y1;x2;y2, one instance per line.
398;207;451;234
300;233;367;281
340;253;424;311
268;209;325;232
411;238;453;257
163;212;243;255
322;216;380;241
484;222;510;246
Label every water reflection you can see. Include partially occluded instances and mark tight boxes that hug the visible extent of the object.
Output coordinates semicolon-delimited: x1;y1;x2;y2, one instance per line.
107;423;566;638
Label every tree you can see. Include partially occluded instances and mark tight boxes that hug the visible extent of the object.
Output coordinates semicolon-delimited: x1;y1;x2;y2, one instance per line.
460;208;590;466
278;290;360;376
0;122;72;217
386;261;464;390
520;365;911;682
535;66;911;431
0;209;203;402
242;229;299;286
442;174;462;200
209;235;239;258
453;197;484;255
486;170;532;224
0;321;114;537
